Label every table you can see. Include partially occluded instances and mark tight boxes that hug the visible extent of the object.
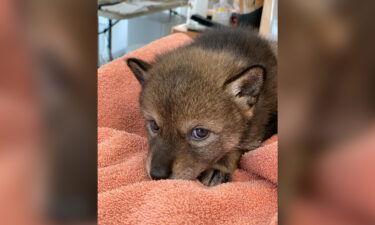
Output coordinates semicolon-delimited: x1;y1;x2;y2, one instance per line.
98;0;188;20
98;0;188;60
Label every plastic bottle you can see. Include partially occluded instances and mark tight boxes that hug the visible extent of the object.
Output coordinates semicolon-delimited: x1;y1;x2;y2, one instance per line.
213;0;232;26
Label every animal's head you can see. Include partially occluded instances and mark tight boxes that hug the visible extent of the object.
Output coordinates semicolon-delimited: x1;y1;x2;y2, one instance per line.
127;48;266;180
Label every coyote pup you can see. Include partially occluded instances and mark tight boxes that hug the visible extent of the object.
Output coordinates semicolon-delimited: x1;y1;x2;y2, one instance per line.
127;27;277;186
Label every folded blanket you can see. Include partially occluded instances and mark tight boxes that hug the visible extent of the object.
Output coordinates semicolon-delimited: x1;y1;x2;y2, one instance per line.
98;33;278;225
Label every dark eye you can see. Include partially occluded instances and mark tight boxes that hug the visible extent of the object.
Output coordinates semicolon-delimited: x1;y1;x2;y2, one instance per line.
149;120;160;132
191;127;210;140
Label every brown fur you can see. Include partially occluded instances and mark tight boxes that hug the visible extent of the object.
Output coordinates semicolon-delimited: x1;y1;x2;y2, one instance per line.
127;27;277;186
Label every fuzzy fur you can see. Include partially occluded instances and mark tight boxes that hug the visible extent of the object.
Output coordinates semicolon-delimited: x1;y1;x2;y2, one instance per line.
127;27;277;186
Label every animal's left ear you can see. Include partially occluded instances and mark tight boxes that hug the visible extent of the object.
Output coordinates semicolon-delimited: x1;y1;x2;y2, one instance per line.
223;65;265;117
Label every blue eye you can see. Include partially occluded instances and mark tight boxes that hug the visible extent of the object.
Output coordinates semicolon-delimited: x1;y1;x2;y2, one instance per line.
149;120;160;132
191;127;210;140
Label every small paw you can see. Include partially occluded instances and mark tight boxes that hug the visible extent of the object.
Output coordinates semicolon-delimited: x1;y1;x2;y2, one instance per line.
198;169;232;186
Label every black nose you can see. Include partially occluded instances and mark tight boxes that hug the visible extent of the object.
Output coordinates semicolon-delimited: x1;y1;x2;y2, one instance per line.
150;167;171;180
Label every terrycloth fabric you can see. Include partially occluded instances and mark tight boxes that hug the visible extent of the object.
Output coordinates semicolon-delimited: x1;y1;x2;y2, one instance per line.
98;33;278;225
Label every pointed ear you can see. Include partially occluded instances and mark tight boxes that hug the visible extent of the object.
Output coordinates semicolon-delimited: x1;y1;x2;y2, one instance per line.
126;58;152;85
223;65;265;117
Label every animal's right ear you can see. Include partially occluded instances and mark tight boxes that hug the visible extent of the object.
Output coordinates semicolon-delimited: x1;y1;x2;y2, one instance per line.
126;58;152;86
223;65;265;118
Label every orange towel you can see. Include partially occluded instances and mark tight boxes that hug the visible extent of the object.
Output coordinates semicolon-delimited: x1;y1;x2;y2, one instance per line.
98;33;278;225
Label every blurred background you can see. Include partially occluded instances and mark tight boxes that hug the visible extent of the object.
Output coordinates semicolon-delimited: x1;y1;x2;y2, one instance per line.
279;0;375;224
1;0;375;224
97;0;277;66
0;0;97;224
